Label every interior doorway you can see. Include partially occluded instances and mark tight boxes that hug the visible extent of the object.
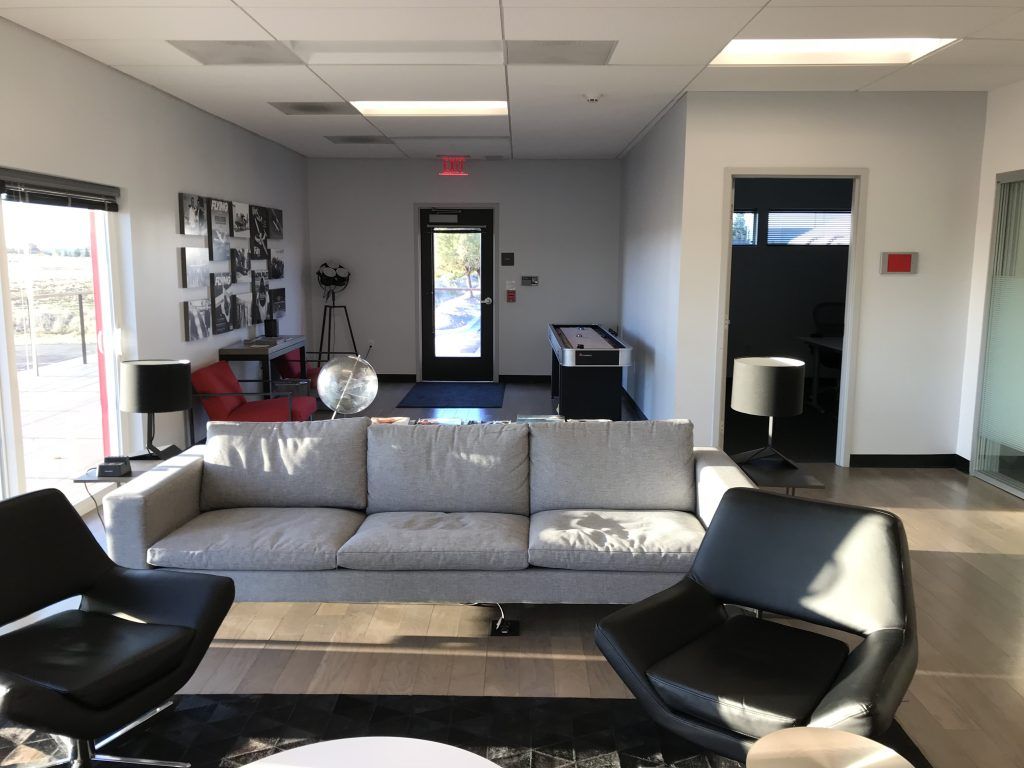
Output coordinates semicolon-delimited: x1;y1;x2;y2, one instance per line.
723;177;854;463
418;208;495;381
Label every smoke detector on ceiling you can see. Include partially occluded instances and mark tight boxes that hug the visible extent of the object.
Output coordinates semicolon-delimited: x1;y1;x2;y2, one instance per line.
583;94;604;103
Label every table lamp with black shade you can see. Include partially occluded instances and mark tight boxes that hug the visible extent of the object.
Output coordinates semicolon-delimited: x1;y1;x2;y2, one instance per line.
120;360;192;460
730;356;805;468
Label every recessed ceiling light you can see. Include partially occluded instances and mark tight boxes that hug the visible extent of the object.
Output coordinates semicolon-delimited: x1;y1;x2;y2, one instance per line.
169;40;303;65
270;101;359;116
710;38;958;67
351;101;508;117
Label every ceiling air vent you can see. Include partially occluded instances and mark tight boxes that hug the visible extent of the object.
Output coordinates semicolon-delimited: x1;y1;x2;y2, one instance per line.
271;102;360;116
505;40;617;66
169;40;303;65
325;135;393;145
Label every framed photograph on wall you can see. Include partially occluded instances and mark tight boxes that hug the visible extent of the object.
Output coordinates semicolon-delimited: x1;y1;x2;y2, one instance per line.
209;199;231;261
233;291;253;328
179;193;208;236
250;205;270;259
230;248;251;283
179;246;210;289
251;269;270;323
270;249;284;279
269;288;286;319
210;272;234;335
183;299;212;341
231;202;250;237
269;208;283;239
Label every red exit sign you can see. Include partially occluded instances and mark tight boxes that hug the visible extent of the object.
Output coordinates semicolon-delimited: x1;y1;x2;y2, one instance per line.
438;156;468;176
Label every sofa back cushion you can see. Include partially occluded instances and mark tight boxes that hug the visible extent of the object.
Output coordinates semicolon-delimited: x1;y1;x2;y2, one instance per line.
529;420;695;513
201;418;369;511
367;423;530;515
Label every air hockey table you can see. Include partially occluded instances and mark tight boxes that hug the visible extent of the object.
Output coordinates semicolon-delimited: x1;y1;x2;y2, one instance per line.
548;324;633;420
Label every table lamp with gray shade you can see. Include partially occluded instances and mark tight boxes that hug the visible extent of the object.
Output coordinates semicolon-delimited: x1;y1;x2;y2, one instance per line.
120;360;192;460
730;356;805;468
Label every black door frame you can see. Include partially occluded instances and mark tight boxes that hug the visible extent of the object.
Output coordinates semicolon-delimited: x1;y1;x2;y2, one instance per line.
418;207;495;381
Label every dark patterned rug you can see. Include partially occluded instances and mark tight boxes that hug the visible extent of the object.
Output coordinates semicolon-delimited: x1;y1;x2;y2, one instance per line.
0;694;932;768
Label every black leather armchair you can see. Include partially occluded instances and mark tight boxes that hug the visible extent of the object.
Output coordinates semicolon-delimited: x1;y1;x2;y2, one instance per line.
595;488;917;762
0;489;234;767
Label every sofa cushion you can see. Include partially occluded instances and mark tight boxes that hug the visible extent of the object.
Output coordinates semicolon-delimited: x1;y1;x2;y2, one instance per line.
646;615;849;739
201;418;369;511
529;420;695;513
337;511;529;570
528;509;704;572
148;507;364;571
367;423;529;515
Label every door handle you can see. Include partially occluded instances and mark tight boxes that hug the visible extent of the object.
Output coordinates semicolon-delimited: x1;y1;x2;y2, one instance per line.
481;297;493;305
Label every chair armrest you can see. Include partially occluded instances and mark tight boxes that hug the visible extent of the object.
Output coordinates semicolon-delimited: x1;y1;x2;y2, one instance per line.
81;567;234;634
808;628;918;735
595;578;725;675
102;450;204;569
694;447;756;529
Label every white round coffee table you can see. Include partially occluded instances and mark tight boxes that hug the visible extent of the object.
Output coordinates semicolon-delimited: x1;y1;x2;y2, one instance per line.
246;737;498;767
747;728;913;768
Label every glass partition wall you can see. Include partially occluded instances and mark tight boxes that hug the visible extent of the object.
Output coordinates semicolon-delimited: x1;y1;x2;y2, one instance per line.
974;174;1024;498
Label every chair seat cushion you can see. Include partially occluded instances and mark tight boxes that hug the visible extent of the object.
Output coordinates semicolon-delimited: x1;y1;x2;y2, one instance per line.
337;511;529;570
528;509;705;572
646;615;849;739
290;395;318;421
230;398;291;421
0;611;193;709
148;507;364;571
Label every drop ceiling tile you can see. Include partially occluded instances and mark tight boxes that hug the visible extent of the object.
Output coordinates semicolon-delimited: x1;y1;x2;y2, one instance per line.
299;138;406;159
914;38;1024;66
504;0;761;6
507;65;698;158
504;7;756;66
371;115;510;137
312;65;507;101
739;6;1019;39
392;136;512;158
246;7;501;41
0;7;270;40
771;0;1024;6
62;39;200;66
240;0;495;5
688;65;902;91
968;9;1024;39
118;65;336;103
863;64;1024;90
291;40;503;66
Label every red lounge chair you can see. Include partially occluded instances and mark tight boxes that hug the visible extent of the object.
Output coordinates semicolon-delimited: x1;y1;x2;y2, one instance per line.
192;361;317;422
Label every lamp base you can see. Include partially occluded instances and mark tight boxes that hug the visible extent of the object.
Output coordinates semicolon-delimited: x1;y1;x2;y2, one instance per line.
730;445;798;469
130;444;182;462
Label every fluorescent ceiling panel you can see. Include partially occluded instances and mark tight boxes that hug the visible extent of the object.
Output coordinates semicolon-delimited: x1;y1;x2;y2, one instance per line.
270;101;360;115
289;40;503;66
312;65;506;101
170;40;303;65
352;101;507;116
711;38;958;66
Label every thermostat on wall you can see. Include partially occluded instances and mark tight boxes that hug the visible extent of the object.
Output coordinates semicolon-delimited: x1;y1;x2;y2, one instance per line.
880;251;918;274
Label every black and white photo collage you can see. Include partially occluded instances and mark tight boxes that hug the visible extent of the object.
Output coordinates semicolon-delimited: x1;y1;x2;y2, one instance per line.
177;192;286;340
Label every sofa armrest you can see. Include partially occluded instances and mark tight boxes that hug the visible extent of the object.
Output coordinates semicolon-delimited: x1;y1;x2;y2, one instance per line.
693;447;755;529
102;448;205;569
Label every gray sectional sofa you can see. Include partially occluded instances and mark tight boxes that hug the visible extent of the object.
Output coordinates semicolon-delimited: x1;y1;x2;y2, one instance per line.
103;418;754;604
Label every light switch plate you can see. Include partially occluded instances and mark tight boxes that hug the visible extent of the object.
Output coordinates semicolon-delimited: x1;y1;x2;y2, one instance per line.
521;275;539;286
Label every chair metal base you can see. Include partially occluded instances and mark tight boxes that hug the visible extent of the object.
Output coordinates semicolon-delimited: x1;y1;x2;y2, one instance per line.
25;702;188;768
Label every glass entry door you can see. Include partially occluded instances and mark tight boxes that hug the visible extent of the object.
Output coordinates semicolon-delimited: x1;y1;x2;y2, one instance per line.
974;173;1024;498
419;208;494;381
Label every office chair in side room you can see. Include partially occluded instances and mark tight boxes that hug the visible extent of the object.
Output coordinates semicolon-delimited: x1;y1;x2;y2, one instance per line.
595;488;917;762
191;360;317;422
0;489;234;767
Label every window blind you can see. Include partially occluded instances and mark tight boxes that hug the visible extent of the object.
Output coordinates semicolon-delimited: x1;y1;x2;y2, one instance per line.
0;167;119;212
766;211;851;245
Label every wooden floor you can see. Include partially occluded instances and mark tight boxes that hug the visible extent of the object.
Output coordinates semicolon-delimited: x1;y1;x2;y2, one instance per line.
181;464;1024;768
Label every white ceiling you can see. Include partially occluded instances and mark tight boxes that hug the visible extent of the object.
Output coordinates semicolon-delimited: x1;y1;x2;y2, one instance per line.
6;0;1024;159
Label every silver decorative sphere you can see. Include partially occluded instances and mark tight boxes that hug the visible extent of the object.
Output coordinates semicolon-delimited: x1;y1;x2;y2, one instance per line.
316;355;378;415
